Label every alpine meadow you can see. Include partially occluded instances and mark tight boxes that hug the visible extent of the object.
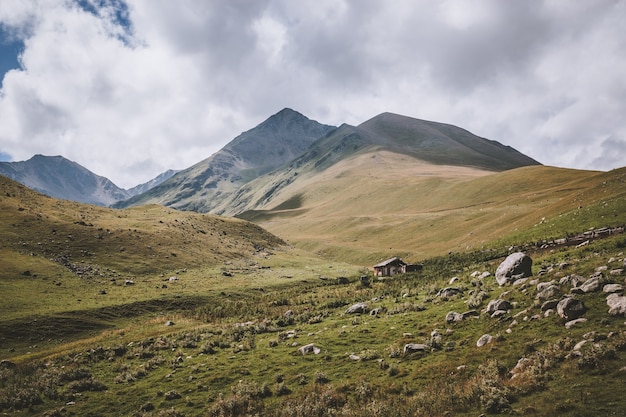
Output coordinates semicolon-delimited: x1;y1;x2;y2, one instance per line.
2;109;626;417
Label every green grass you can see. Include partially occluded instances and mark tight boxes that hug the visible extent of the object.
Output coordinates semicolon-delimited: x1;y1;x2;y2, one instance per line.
2;172;626;415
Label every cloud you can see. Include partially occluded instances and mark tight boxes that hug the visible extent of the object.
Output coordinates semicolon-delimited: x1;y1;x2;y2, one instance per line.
0;0;625;188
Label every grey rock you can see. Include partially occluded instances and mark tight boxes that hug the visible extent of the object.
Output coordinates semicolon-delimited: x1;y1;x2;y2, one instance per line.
541;299;559;311
299;343;321;355
606;293;626;315
437;287;463;298
610;269;624;276
603;284;623;293
445;311;464;324
565;318;588;329
345;302;368;314
557;297;587;320
403;343;430;355
491;310;508;318
486;299;512;314
495;252;532;286
536;285;560;301
462;310;480;318
580;277;601;293
476;334;493;347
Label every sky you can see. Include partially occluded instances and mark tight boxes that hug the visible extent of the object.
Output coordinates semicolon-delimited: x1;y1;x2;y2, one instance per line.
0;0;625;189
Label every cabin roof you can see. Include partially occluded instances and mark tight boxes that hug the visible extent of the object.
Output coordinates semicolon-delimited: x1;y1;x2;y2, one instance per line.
373;257;406;268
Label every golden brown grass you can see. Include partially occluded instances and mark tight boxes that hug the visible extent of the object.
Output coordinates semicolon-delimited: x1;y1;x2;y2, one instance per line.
238;152;625;264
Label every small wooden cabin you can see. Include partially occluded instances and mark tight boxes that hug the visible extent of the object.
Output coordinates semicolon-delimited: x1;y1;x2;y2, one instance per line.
372;257;422;277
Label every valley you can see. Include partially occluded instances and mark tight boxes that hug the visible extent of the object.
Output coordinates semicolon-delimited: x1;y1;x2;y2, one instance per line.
1;110;626;416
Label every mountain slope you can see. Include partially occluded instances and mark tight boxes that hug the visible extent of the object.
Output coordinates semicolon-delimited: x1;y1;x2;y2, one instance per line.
0;155;177;206
234;148;625;264
0;155;130;206
357;112;540;170
0;173;285;280
220;112;541;216
114;108;336;213
212;113;539;215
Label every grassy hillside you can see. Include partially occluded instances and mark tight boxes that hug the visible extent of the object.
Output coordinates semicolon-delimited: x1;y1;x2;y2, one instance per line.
2;163;626;416
237;153;626;265
0;176;363;356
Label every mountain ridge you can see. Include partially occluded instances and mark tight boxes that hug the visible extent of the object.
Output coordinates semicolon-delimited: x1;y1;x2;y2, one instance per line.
0;155;176;206
113;108;337;212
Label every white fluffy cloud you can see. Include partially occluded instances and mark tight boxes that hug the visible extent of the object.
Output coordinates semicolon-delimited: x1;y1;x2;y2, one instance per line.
0;0;625;188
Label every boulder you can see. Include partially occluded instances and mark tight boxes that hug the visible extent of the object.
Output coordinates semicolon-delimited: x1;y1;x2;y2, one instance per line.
536;285;560;301
495;252;532;286
565;318;588;329
437;287;463;298
445;311;464;324
603;284;623;293
345;302;368;314
557;297;587;320
540;299;559;312
462;310;480;318
299;343;321;355
403;343;430;355
486;299;512;314
606;293;626;315
476;334;493;347
580;277;601;293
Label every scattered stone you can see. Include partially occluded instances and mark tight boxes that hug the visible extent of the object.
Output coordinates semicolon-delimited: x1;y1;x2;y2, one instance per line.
610;269;624;276
603;284;623;293
580;276;601;293
495;252;532;286
476;334;493;347
124;280;135;286
573;340;588;351
541;299;559;312
479;271;491;279
299;343;321;355
536;285;560;301
596;266;608;273
462;310;480;319
437;287;463;298
370;308;383;316
491;310;508;318
349;354;360;361
446;311;464;324
606;293;626;315
165;321;175;326
98;289;107;295
0;360;16;369
164;390;181;400
565;318;588;329
345;302;368;314
536;281;556;291
557;298;587;320
513;277;529;286
168;276;178;282
403;343;430;355
486;299;512;314
449;277;459;285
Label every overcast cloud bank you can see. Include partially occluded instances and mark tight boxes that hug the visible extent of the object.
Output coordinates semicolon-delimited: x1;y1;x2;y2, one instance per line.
0;0;624;188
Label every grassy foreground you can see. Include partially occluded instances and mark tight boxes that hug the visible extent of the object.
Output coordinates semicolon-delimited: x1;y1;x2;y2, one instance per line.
1;172;626;416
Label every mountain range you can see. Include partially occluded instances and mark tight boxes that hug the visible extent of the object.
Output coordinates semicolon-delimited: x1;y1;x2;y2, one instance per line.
113;108;540;213
0;155;178;206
